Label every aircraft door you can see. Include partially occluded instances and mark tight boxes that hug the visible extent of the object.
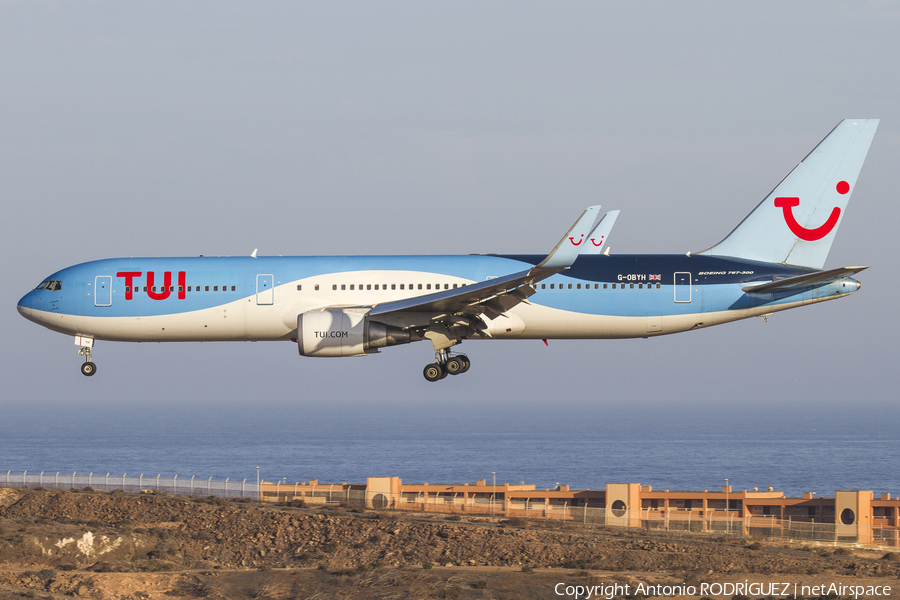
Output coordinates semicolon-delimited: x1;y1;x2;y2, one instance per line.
256;274;274;305
674;272;691;303
94;276;112;307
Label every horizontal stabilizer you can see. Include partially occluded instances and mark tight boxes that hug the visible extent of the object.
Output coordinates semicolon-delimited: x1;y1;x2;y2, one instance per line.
742;266;867;294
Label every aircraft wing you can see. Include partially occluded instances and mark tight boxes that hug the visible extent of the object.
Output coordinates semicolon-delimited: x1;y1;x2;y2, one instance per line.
742;266;867;294
367;206;600;335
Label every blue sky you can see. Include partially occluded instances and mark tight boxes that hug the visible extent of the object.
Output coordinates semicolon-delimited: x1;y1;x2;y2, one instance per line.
2;1;898;427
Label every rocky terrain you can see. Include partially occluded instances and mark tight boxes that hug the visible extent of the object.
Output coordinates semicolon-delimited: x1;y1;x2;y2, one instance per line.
1;486;900;599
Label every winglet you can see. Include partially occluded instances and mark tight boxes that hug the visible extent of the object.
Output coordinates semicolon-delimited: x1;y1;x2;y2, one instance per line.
579;210;620;255
533;205;601;270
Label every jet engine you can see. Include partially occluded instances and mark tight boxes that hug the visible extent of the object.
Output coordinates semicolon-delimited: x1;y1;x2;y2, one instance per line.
297;310;411;357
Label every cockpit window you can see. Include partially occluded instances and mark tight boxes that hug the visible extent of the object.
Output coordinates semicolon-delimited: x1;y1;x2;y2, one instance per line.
35;280;62;291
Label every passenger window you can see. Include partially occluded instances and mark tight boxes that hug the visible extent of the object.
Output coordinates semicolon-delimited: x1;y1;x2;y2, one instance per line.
576;283;581;289
178;286;183;292
400;284;405;290
656;283;661;289
567;283;572;289
204;286;209;292
367;284;371;290
143;286;147;292
231;285;235;291
332;284;337;290
594;283;599;289
418;284;422;290
315;284;320;291
125;286;131;293
297;285;302;291
638;283;643;289
426;284;431;290
541;284;546;289
341;284;346;290
550;283;555;289
350;284;354;290
444;284;449;290
629;283;634;289
391;284;396;290
213;286;218;291
374;284;379;290
603;283;608;289
453;283;457;289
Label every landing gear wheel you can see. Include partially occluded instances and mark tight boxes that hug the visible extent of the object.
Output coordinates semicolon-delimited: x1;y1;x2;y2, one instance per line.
446;357;464;375
459;356;470;373
81;361;97;377
423;363;444;382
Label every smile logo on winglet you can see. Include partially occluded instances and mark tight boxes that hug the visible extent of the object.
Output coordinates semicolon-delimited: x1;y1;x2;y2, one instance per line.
569;234;584;246
590;236;605;247
773;181;848;241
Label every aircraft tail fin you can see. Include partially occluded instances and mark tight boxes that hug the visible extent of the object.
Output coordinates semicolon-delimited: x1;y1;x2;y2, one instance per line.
697;119;879;269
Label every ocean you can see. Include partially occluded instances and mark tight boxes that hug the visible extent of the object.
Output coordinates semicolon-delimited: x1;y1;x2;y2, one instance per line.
0;401;895;498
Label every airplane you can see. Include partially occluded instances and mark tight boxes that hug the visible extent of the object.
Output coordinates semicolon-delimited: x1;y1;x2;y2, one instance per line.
17;119;878;382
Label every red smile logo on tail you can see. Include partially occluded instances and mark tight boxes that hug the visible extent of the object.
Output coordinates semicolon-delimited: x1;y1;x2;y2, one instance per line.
569;234;584;246
773;181;848;242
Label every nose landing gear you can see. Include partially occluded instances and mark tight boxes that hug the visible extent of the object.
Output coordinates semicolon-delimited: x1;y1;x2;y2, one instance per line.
76;336;96;377
423;349;470;382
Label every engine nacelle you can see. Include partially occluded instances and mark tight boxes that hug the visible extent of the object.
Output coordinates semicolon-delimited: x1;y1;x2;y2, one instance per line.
297;310;411;357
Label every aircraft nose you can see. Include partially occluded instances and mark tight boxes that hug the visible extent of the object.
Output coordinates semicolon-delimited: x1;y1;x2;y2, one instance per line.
857;280;861;291
17;293;34;321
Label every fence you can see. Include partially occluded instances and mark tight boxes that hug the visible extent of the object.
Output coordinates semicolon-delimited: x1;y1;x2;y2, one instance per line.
5;471;899;548
3;470;258;499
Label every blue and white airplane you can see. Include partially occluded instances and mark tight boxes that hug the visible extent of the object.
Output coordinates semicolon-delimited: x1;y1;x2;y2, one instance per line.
17;119;878;381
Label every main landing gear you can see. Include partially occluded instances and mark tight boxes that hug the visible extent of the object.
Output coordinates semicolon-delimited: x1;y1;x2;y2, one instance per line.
76;337;97;377
423;349;471;382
